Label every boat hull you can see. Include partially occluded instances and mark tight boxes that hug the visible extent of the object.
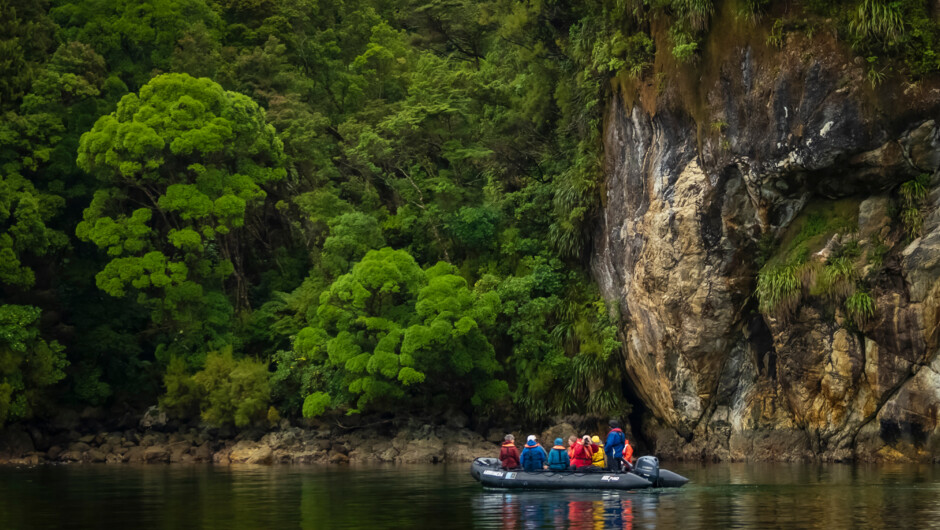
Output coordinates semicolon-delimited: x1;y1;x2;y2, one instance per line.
470;458;688;490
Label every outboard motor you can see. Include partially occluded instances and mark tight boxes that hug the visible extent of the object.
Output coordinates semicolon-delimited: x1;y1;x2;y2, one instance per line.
633;456;660;485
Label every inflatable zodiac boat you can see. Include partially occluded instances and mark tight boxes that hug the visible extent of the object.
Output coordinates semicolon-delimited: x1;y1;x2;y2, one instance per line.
470;456;689;490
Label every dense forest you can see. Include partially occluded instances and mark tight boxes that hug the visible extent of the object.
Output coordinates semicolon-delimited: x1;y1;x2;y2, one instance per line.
2;0;938;430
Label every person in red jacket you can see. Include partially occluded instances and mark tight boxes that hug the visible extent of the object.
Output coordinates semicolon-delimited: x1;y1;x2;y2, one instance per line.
499;434;520;469
566;436;578;459
570;435;595;469
621;439;634;471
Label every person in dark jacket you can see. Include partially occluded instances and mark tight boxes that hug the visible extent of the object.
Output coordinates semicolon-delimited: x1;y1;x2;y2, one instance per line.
499;434;520;469
547;438;571;470
519;435;547;471
605;420;626;471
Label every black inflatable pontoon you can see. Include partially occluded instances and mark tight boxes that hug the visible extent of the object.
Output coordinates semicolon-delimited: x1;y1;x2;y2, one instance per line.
470;457;689;490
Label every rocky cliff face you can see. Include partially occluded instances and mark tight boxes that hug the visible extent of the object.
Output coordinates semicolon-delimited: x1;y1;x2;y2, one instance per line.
593;26;940;462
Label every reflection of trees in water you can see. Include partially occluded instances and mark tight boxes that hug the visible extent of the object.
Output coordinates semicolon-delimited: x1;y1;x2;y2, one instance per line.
473;491;660;529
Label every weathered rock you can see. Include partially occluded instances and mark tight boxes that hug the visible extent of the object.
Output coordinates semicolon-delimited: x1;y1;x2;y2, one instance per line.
593;25;940;462
86;449;107;463
123;446;147;463
228;442;274;465
328;451;349;464
68;442;91;454
143;445;170;463
192;443;212;462
0;426;35;461
139;406;168;430
46;446;63;460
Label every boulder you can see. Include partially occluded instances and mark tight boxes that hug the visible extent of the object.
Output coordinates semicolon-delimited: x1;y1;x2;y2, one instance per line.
86;449;107;463
228;441;274;465
139;406;168;430
46;446;63;460
0;426;35;461
192;443;212;462
143;445;170;463
328;451;349;464
123;446;147;463
68;442;91;454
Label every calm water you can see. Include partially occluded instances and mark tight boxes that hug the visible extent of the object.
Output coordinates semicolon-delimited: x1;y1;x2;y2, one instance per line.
0;463;939;529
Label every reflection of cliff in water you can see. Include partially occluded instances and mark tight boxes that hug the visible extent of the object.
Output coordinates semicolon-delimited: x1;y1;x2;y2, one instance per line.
473;491;662;529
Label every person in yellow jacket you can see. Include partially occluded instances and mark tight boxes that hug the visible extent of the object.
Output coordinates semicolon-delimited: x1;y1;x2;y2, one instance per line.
590;435;606;468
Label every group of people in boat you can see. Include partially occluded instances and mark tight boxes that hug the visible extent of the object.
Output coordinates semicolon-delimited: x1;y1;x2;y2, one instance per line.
498;420;634;473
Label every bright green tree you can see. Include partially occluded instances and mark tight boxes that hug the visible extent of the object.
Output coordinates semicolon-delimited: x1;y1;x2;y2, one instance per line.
75;73;286;361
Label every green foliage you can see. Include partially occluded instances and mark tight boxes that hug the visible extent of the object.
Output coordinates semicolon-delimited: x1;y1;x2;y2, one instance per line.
75;73;286;360
845;0;940;78
820;256;857;300
0;305;68;425
767;19;785;48
756;262;804;316
845;290;876;326
161;347;270;427
193;348;270;427
898;174;930;239
301;391;331;419
51;0;222;87
0;173;67;287
850;0;906;46
159;356;200;418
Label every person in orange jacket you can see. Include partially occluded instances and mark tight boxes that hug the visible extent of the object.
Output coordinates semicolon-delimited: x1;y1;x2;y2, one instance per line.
622;439;634;471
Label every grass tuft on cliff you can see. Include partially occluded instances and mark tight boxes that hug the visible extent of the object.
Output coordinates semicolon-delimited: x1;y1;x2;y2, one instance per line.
756;198;861;317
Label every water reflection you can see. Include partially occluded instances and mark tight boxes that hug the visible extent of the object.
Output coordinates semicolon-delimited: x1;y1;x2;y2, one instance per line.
0;463;938;529
474;490;663;529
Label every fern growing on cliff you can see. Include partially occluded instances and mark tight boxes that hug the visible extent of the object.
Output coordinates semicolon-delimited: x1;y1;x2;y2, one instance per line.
756;262;803;317
850;0;906;47
845;290;876;326
899;174;930;239
820;256;857;300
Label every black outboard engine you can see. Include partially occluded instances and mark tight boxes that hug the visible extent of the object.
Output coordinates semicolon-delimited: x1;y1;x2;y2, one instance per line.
633;456;660;485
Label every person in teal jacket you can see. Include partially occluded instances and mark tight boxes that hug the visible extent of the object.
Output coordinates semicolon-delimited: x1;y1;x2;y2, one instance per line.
547;438;571;470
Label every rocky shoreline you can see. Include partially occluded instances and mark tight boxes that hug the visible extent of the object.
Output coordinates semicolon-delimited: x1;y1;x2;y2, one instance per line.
0;409;639;467
0;408;508;466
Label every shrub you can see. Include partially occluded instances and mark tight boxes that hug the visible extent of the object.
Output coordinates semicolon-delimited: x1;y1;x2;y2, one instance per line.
159;356;200;419
845;291;876;326
160;347;271;427
899;174;930;239
756;262;803;316
193;348;271;428
302;391;332;418
850;0;905;46
820;256;857;300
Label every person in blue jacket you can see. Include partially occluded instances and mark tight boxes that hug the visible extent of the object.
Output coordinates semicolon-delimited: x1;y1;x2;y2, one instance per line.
605;420;626;471
547;438;571;470
519;435;547;471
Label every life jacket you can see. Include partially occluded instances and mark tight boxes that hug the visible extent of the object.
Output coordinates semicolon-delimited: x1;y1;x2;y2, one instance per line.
592;443;606;467
520;444;546;471
622;441;634;463
547;445;570;470
571;442;593;468
499;442;520;469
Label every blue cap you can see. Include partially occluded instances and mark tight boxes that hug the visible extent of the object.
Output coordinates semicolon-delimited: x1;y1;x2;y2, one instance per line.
554;437;563;445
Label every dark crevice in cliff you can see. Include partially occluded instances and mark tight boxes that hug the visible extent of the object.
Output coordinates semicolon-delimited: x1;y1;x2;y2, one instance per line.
620;376;651;450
